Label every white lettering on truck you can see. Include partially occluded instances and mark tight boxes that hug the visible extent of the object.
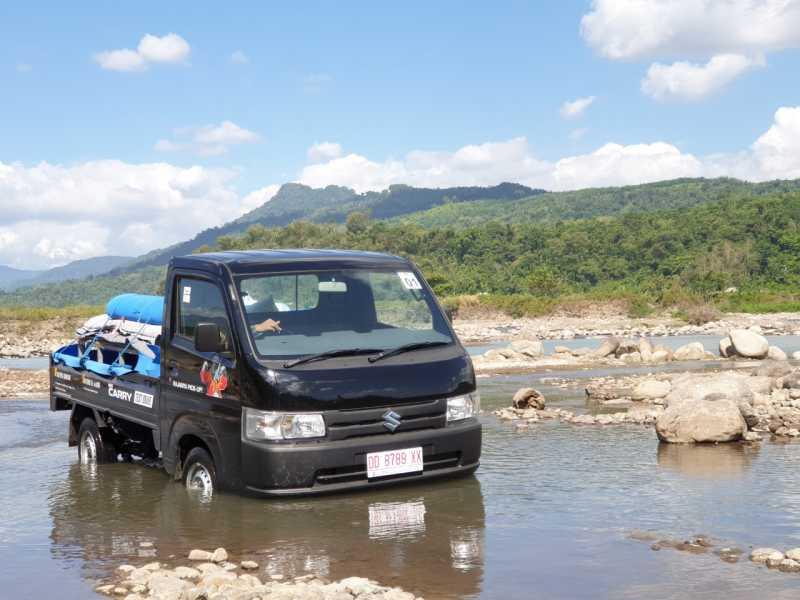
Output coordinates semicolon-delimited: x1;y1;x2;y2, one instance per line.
108;384;133;403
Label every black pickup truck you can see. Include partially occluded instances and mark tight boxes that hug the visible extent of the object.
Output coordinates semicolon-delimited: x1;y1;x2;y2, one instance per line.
50;249;482;496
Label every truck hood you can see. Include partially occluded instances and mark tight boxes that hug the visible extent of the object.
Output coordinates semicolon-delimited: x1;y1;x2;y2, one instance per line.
245;348;475;411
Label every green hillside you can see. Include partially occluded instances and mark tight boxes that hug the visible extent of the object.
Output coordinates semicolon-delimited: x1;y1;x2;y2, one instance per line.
121;182;539;271
397;177;800;227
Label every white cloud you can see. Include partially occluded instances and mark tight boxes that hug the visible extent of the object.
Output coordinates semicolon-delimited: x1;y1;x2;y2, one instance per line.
581;0;800;100
581;0;800;60
299;137;552;192
230;50;249;64
137;33;190;64
155;121;260;156
307;142;343;163
552;142;703;189
560;96;596;119
298;105;800;193
0;160;272;269
94;49;147;72
94;33;190;72
642;53;762;101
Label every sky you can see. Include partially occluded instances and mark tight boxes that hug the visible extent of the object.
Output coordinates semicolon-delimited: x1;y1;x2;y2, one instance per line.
2;0;800;269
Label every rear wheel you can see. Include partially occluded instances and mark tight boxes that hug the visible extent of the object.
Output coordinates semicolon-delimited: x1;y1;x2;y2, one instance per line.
77;418;118;464
183;447;216;497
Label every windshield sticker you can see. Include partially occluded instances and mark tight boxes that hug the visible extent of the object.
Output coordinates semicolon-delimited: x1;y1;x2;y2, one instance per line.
182;286;192;304
397;271;422;290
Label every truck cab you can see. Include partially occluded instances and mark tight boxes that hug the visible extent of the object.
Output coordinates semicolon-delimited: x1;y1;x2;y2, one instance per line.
51;250;482;496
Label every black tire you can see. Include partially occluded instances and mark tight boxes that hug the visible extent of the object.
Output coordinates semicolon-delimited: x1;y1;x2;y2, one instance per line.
182;447;216;496
77;418;118;464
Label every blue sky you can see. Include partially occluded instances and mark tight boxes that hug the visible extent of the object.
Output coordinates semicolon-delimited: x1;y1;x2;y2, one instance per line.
2;0;800;268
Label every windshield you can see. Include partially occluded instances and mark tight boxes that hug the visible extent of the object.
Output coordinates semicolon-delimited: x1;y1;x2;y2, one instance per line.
238;268;454;359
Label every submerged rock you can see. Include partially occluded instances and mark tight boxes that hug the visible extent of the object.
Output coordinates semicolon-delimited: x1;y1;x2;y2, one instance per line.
655;398;747;443
750;548;784;563
512;388;546;410
673;342;707;361
593;337;620;358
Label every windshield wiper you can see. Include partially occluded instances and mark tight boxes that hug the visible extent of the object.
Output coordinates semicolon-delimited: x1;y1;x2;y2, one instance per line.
367;341;451;363
283;348;382;369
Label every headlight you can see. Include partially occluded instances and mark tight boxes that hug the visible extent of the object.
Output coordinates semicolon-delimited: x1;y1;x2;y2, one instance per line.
244;408;326;441
447;392;480;422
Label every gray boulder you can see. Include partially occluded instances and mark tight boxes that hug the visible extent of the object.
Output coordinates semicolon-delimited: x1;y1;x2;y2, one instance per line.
655;398;747;443
673;342;706;361
768;346;788;361
510;339;544;358
665;372;754;407
729;329;769;359
593;337;620;358
632;379;671;401
512;388;546;410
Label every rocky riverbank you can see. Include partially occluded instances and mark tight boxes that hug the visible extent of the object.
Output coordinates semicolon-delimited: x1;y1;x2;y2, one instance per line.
96;547;421;600
495;360;800;443
0;318;74;358
0;368;48;398
453;311;800;344
471;326;799;375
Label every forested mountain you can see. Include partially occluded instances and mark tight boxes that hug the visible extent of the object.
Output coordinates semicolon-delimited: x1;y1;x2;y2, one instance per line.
0;266;40;290
121;182;540;271
397;177;800;228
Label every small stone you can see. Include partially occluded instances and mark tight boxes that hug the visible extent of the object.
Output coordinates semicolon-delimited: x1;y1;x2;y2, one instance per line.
139;541;154;548
785;548;800;561
173;566;201;579
141;562;161;571
779;559;800;572
188;549;213;561
117;565;136;573
751;547;784;563
95;585;115;595
113;588;128;596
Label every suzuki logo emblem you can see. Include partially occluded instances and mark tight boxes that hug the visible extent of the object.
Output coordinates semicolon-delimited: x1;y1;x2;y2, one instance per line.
382;409;402;433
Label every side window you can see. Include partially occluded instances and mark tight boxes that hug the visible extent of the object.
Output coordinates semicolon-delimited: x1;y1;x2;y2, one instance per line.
175;277;232;349
240;274;319;314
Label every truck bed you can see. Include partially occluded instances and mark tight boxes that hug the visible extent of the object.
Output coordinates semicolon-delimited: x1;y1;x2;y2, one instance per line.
50;360;160;430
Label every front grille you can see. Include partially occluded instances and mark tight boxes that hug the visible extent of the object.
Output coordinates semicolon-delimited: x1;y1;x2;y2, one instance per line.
325;398;447;441
315;450;461;486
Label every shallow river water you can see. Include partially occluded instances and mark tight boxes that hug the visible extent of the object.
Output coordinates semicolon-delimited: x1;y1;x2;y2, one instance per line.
5;351;800;598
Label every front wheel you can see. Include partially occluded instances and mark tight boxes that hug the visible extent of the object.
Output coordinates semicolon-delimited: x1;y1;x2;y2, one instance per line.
77;418;118;464
183;447;216;496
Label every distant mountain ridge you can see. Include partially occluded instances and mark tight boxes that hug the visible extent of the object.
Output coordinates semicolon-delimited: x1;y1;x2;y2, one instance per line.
118;182;540;272
0;256;133;291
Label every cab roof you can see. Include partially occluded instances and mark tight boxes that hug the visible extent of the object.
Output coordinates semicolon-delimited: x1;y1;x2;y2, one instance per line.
171;249;411;275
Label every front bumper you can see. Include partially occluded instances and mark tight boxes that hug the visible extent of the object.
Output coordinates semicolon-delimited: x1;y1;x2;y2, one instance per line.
241;419;482;496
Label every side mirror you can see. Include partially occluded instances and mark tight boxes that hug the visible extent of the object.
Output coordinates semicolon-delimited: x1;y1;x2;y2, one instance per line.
195;322;224;354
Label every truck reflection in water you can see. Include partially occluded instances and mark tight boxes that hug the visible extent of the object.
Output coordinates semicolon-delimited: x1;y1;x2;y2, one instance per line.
49;462;485;598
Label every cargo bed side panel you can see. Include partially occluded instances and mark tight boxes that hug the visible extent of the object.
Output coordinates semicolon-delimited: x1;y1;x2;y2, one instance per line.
51;363;160;429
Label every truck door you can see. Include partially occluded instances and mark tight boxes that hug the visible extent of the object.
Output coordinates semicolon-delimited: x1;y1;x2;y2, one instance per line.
161;272;241;488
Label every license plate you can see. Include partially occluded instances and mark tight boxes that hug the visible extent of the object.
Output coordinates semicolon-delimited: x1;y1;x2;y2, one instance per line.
366;447;423;479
